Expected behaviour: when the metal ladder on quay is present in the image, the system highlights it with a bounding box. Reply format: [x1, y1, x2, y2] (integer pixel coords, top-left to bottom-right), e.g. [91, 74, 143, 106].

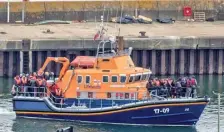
[23, 51, 29, 73]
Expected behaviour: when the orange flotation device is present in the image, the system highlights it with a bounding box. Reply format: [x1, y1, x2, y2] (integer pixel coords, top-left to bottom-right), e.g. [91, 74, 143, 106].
[29, 75, 36, 80]
[36, 78, 46, 87]
[21, 77, 28, 85]
[14, 76, 21, 85]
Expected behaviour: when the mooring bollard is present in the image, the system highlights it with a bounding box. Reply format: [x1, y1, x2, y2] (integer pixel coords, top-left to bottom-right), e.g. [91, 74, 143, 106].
[138, 31, 148, 38]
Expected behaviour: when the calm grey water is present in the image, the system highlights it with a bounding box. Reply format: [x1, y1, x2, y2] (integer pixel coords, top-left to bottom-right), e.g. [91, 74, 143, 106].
[0, 75, 224, 132]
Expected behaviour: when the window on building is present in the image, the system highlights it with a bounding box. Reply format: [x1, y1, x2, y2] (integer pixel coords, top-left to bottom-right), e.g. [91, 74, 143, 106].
[103, 75, 109, 83]
[111, 76, 118, 83]
[120, 75, 126, 83]
[86, 75, 90, 84]
[77, 75, 82, 84]
[129, 75, 134, 83]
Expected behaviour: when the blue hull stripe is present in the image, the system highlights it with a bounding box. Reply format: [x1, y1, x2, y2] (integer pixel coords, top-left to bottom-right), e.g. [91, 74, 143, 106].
[15, 102, 208, 115]
[131, 112, 193, 119]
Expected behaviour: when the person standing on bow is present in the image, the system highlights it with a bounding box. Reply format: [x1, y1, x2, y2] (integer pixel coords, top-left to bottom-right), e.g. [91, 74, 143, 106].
[191, 76, 198, 98]
[185, 77, 192, 98]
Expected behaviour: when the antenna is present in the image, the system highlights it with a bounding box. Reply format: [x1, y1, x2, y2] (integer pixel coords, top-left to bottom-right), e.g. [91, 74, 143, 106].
[105, 5, 109, 29]
[118, 1, 123, 37]
[114, 6, 119, 36]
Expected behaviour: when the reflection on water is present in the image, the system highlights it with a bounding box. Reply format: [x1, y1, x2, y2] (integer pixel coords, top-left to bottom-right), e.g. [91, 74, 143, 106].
[11, 118, 198, 132]
[0, 75, 223, 132]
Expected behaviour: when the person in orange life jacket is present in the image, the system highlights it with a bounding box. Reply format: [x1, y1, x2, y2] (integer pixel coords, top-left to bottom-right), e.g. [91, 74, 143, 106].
[27, 73, 37, 97]
[48, 82, 57, 102]
[185, 77, 192, 98]
[36, 75, 46, 97]
[155, 78, 161, 87]
[14, 75, 21, 86]
[53, 84, 63, 107]
[191, 76, 197, 98]
[12, 75, 21, 96]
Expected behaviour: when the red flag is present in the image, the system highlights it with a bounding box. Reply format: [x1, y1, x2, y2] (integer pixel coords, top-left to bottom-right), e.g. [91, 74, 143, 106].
[94, 31, 100, 40]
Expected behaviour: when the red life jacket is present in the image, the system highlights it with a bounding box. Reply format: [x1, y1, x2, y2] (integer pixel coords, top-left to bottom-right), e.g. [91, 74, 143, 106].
[155, 81, 160, 86]
[191, 79, 196, 85]
[186, 79, 191, 87]
[29, 75, 36, 81]
[21, 77, 28, 85]
[55, 88, 61, 96]
[36, 79, 46, 86]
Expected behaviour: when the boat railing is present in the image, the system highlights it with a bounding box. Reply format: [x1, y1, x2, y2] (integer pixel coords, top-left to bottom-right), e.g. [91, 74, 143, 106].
[148, 86, 198, 99]
[96, 40, 131, 58]
[12, 85, 198, 109]
[12, 85, 68, 108]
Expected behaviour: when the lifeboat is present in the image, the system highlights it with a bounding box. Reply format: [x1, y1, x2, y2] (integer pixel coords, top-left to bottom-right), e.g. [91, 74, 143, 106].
[11, 25, 210, 126]
[70, 56, 96, 68]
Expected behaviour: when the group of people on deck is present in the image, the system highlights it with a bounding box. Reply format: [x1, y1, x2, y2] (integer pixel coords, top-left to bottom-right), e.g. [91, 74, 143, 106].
[147, 76, 198, 98]
[12, 72, 61, 98]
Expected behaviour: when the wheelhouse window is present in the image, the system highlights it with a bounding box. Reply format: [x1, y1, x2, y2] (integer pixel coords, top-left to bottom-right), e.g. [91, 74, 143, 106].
[125, 93, 129, 99]
[107, 92, 112, 98]
[120, 75, 126, 83]
[145, 72, 150, 80]
[111, 76, 118, 83]
[142, 73, 147, 81]
[88, 92, 93, 98]
[129, 75, 134, 83]
[86, 75, 90, 84]
[103, 75, 109, 83]
[135, 74, 142, 82]
[77, 75, 82, 84]
[77, 92, 80, 98]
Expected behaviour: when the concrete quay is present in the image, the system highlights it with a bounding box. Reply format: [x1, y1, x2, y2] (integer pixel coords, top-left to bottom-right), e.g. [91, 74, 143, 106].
[0, 22, 224, 77]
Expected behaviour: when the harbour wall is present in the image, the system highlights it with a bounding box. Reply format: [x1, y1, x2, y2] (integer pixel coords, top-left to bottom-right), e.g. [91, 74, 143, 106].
[0, 0, 222, 23]
[0, 36, 224, 77]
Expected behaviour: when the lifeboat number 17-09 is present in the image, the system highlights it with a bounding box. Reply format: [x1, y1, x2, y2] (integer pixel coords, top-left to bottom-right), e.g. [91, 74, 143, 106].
[154, 108, 170, 114]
